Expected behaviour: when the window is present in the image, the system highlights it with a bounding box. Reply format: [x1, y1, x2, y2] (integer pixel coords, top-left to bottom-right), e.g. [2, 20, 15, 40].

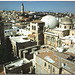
[60, 26, 61, 28]
[37, 66, 39, 70]
[64, 63, 66, 66]
[41, 60, 43, 65]
[70, 26, 71, 29]
[52, 37, 55, 43]
[38, 58, 39, 62]
[47, 36, 51, 41]
[48, 65, 50, 69]
[41, 70, 42, 73]
[44, 62, 46, 67]
[17, 30, 19, 31]
[64, 26, 66, 29]
[72, 34, 74, 36]
[58, 40, 61, 47]
[34, 26, 36, 30]
[53, 68, 55, 72]
[32, 26, 33, 30]
[44, 72, 46, 74]
[64, 72, 65, 74]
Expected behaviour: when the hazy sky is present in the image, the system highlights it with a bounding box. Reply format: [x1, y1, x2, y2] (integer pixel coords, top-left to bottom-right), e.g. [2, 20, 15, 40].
[0, 1, 75, 14]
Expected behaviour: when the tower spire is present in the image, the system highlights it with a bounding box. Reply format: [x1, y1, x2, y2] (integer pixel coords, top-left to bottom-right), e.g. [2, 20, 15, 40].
[22, 3, 23, 6]
[21, 3, 24, 15]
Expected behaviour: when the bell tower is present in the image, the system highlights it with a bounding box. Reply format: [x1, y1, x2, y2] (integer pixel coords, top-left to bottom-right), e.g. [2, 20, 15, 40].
[21, 3, 24, 15]
[30, 20, 45, 46]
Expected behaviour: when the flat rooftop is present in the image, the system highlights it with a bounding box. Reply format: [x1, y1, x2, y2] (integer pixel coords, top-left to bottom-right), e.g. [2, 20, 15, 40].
[60, 35, 75, 43]
[9, 36, 30, 43]
[31, 20, 44, 23]
[5, 58, 30, 71]
[36, 48, 75, 74]
[54, 28, 68, 31]
[44, 32, 58, 36]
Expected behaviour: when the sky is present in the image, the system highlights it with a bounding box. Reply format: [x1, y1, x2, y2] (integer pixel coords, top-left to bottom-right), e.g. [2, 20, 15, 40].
[0, 1, 75, 14]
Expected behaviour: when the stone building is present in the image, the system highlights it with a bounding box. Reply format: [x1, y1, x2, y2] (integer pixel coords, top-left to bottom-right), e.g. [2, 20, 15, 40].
[70, 29, 75, 36]
[4, 22, 12, 30]
[41, 15, 75, 51]
[9, 36, 37, 56]
[28, 20, 45, 46]
[34, 48, 75, 74]
[5, 58, 32, 74]
[44, 32, 59, 48]
[19, 45, 39, 60]
[59, 16, 73, 30]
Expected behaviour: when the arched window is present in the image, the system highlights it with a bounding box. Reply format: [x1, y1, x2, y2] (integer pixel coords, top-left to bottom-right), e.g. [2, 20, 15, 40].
[48, 65, 50, 69]
[64, 26, 66, 29]
[44, 62, 46, 67]
[32, 26, 33, 30]
[52, 37, 55, 43]
[41, 60, 43, 65]
[38, 58, 39, 62]
[53, 68, 55, 72]
[60, 25, 61, 28]
[34, 26, 36, 30]
[47, 36, 51, 41]
[70, 26, 71, 29]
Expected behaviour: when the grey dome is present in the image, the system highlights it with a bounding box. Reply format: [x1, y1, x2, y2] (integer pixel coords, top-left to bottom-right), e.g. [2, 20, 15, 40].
[41, 15, 58, 29]
[60, 16, 72, 25]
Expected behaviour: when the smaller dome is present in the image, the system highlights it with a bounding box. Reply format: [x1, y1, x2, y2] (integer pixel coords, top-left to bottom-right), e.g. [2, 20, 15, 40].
[60, 16, 72, 25]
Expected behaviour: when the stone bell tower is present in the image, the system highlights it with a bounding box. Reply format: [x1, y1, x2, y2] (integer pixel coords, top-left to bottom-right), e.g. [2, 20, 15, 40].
[30, 20, 45, 46]
[21, 3, 24, 15]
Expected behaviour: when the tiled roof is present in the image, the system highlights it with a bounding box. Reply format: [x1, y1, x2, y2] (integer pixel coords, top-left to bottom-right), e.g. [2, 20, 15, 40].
[19, 19, 25, 21]
[28, 34, 35, 37]
[62, 58, 75, 74]
[54, 51, 70, 59]
[31, 20, 44, 23]
[24, 18, 29, 20]
[15, 24, 22, 26]
[37, 49, 59, 68]
[65, 52, 75, 57]
[37, 48, 75, 74]
[12, 31, 17, 33]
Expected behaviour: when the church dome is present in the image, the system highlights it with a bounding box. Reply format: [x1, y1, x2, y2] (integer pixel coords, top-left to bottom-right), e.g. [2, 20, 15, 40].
[41, 15, 58, 29]
[60, 16, 72, 25]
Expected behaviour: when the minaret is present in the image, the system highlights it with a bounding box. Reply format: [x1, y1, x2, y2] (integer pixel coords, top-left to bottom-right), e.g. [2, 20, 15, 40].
[21, 3, 24, 15]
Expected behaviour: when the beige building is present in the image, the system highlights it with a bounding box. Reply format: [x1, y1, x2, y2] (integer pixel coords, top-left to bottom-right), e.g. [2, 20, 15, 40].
[9, 36, 37, 56]
[34, 48, 75, 74]
[5, 58, 32, 74]
[59, 16, 73, 30]
[70, 29, 75, 36]
[42, 15, 75, 50]
[28, 20, 45, 46]
[44, 32, 59, 47]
